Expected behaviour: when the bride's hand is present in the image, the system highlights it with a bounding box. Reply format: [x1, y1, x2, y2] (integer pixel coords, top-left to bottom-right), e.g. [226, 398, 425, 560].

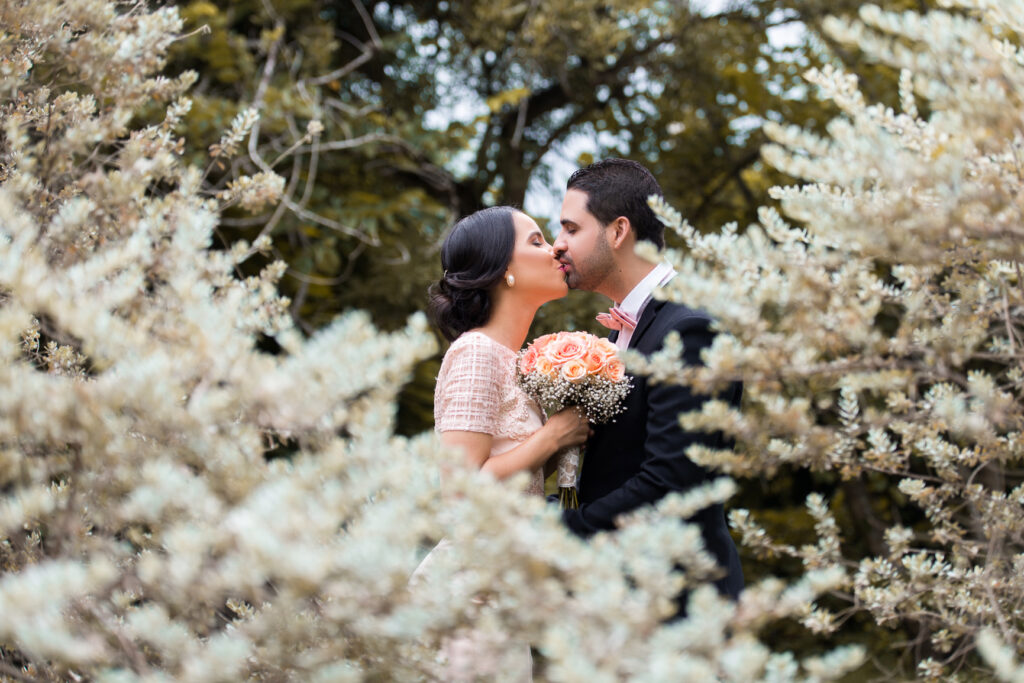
[545, 407, 592, 451]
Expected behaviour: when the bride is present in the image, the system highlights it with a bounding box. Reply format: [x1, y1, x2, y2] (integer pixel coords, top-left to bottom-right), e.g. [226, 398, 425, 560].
[423, 206, 590, 681]
[429, 205, 589, 493]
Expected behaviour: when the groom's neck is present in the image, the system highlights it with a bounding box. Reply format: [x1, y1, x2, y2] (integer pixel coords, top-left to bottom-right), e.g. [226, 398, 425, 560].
[601, 257, 658, 304]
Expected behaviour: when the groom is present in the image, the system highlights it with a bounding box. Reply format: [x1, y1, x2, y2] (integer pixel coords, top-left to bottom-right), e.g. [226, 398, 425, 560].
[552, 158, 744, 601]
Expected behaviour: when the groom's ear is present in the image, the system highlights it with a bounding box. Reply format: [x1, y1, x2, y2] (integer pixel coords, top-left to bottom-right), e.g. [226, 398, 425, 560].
[609, 217, 632, 249]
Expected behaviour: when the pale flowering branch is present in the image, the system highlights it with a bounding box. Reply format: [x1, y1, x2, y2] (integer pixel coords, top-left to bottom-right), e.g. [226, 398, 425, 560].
[976, 628, 1024, 682]
[235, 15, 379, 250]
[640, 1, 1024, 675]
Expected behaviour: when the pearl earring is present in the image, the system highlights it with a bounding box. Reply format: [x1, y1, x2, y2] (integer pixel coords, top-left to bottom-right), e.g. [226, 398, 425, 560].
[505, 273, 515, 287]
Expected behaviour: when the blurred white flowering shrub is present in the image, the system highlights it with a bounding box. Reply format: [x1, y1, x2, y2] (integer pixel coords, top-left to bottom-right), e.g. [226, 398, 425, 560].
[634, 0, 1024, 678]
[0, 1, 871, 681]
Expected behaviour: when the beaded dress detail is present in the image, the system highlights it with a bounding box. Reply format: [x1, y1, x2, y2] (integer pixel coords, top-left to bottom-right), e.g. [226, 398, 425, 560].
[434, 331, 545, 496]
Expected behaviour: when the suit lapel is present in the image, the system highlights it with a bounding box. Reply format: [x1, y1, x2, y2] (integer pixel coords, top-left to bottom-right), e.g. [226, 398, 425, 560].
[627, 299, 664, 349]
[607, 329, 619, 344]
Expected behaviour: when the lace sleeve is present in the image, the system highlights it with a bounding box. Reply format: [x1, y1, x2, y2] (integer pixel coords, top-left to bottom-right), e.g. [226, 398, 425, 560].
[434, 335, 503, 435]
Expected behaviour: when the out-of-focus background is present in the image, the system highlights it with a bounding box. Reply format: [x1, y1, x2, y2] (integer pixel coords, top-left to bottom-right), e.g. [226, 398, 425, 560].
[166, 0, 918, 429]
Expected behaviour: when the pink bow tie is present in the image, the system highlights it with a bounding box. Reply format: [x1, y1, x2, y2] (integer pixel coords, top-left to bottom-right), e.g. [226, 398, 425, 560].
[595, 306, 638, 331]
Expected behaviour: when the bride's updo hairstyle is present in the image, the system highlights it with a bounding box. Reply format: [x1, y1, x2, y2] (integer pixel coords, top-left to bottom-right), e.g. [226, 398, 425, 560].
[428, 206, 517, 342]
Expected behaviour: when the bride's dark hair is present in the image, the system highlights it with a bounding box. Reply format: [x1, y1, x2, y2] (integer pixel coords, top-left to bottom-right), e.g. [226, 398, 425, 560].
[428, 206, 517, 342]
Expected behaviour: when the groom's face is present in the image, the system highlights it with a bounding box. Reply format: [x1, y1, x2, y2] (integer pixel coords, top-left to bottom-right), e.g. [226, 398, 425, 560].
[553, 189, 615, 292]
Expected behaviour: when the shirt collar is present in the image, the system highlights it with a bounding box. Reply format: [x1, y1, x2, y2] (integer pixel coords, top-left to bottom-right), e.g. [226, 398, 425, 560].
[617, 261, 676, 318]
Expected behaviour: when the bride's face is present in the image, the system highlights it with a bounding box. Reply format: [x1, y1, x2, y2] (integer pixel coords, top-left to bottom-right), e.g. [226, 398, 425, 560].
[506, 212, 568, 303]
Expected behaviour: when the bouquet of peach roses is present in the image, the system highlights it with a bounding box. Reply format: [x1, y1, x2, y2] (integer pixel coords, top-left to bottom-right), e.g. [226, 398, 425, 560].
[517, 331, 632, 508]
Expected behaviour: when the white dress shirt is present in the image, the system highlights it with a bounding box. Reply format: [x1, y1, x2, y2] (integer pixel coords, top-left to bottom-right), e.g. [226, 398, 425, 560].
[614, 261, 677, 350]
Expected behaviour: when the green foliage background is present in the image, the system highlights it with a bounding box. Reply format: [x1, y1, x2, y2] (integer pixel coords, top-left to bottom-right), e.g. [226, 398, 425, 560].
[161, 0, 938, 671]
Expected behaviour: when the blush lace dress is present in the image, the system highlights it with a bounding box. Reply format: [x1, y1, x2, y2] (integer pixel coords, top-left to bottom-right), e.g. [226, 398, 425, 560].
[433, 331, 545, 495]
[418, 330, 545, 681]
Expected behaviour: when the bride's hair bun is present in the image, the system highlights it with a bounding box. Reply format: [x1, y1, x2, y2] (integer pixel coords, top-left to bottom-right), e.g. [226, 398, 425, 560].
[428, 206, 517, 342]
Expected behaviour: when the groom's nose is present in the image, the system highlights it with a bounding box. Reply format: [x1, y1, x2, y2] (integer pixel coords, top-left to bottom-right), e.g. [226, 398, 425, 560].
[552, 232, 566, 257]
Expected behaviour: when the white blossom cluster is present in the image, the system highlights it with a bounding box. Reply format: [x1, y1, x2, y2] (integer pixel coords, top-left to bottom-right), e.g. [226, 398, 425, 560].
[634, 0, 1024, 677]
[0, 1, 870, 681]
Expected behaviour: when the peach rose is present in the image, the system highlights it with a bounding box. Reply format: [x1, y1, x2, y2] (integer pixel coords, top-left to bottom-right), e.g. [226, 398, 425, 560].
[519, 345, 539, 375]
[533, 333, 556, 348]
[534, 356, 556, 378]
[545, 333, 588, 364]
[581, 348, 607, 375]
[561, 358, 588, 383]
[596, 338, 618, 357]
[602, 358, 626, 383]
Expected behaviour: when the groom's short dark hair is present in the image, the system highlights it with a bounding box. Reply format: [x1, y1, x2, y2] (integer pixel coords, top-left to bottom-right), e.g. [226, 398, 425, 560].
[566, 158, 665, 249]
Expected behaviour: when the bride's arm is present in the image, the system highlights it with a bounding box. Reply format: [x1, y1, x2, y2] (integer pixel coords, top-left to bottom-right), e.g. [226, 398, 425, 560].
[441, 408, 589, 481]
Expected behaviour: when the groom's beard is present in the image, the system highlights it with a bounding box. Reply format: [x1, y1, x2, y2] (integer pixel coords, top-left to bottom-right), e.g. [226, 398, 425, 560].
[559, 257, 587, 290]
[560, 259, 581, 290]
[560, 240, 614, 292]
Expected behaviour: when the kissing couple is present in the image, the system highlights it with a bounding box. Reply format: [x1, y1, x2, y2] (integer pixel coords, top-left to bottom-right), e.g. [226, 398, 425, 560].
[426, 158, 744, 677]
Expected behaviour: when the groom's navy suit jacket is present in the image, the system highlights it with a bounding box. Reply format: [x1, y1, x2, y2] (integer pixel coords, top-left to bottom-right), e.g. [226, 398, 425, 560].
[562, 298, 744, 600]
